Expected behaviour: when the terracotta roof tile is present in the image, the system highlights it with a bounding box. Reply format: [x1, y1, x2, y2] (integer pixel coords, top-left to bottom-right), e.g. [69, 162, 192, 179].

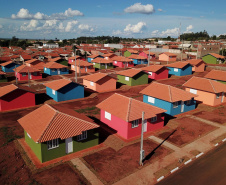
[87, 54, 100, 58]
[21, 55, 32, 60]
[111, 56, 133, 62]
[183, 76, 226, 93]
[25, 59, 42, 64]
[0, 84, 18, 97]
[140, 82, 196, 102]
[44, 61, 67, 69]
[68, 55, 82, 60]
[82, 73, 111, 83]
[166, 61, 191, 69]
[14, 65, 40, 73]
[73, 60, 93, 67]
[141, 65, 168, 73]
[142, 51, 155, 55]
[92, 58, 113, 64]
[0, 57, 11, 61]
[18, 104, 99, 143]
[96, 93, 166, 122]
[204, 70, 226, 82]
[209, 53, 225, 59]
[185, 59, 204, 66]
[44, 79, 73, 91]
[160, 52, 177, 57]
[48, 57, 62, 62]
[0, 61, 13, 67]
[0, 71, 6, 75]
[128, 54, 147, 60]
[117, 68, 143, 77]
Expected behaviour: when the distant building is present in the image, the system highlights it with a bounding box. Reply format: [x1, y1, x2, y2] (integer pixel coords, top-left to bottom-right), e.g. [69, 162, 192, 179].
[43, 43, 59, 48]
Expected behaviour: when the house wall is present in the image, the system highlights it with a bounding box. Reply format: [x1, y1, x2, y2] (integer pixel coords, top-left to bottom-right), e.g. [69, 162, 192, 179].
[15, 71, 42, 81]
[0, 89, 35, 111]
[95, 77, 117, 92]
[146, 68, 169, 80]
[71, 65, 95, 73]
[132, 59, 148, 65]
[117, 75, 132, 86]
[167, 65, 192, 76]
[159, 54, 177, 62]
[192, 63, 205, 72]
[2, 63, 20, 72]
[117, 73, 148, 86]
[202, 55, 218, 64]
[83, 79, 97, 91]
[44, 67, 69, 75]
[113, 61, 134, 68]
[93, 63, 114, 69]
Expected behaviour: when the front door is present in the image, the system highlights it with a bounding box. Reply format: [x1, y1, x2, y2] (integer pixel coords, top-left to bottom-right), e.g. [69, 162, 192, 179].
[221, 92, 224, 103]
[143, 119, 147, 132]
[58, 69, 60, 75]
[105, 64, 107, 69]
[66, 137, 73, 154]
[85, 67, 87, 72]
[181, 101, 184, 112]
[29, 73, 32, 79]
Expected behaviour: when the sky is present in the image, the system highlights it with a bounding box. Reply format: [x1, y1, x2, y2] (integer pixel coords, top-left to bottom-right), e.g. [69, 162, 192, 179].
[0, 0, 225, 39]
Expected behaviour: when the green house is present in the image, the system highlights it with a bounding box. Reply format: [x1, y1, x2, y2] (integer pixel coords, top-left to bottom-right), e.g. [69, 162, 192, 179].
[18, 104, 99, 163]
[117, 68, 148, 86]
[91, 57, 114, 69]
[123, 49, 139, 57]
[202, 53, 225, 64]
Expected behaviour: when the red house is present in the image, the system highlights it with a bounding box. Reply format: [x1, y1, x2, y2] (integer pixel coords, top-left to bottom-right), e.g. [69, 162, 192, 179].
[68, 56, 85, 65]
[139, 51, 156, 59]
[25, 59, 45, 70]
[71, 60, 95, 73]
[141, 65, 169, 80]
[14, 65, 42, 81]
[96, 93, 166, 140]
[111, 56, 134, 68]
[0, 84, 36, 111]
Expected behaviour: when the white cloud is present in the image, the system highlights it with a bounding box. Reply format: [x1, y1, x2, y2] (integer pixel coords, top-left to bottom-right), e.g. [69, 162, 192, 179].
[151, 30, 159, 36]
[12, 8, 84, 20]
[184, 25, 193, 33]
[112, 30, 123, 35]
[78, 24, 94, 32]
[20, 20, 40, 31]
[158, 9, 163, 12]
[65, 20, 78, 32]
[160, 27, 179, 37]
[124, 22, 146, 33]
[124, 3, 155, 14]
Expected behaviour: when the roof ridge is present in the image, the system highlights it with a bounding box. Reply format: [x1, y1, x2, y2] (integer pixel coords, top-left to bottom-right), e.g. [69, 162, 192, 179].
[126, 97, 132, 122]
[168, 85, 173, 102]
[209, 79, 217, 93]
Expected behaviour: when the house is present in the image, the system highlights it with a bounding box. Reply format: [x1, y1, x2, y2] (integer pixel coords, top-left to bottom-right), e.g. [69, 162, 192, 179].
[96, 93, 166, 140]
[0, 71, 7, 82]
[71, 60, 95, 73]
[202, 53, 225, 64]
[159, 52, 177, 62]
[18, 104, 99, 163]
[140, 82, 197, 116]
[186, 59, 206, 72]
[44, 79, 84, 102]
[141, 65, 169, 80]
[20, 55, 32, 63]
[117, 68, 148, 86]
[68, 56, 85, 65]
[183, 76, 226, 106]
[25, 59, 45, 70]
[103, 53, 116, 60]
[111, 56, 134, 68]
[139, 51, 156, 59]
[82, 73, 117, 92]
[87, 54, 103, 63]
[43, 62, 69, 75]
[166, 62, 192, 76]
[123, 49, 139, 57]
[204, 70, 226, 84]
[0, 84, 36, 111]
[14, 65, 42, 81]
[0, 61, 20, 72]
[91, 57, 114, 69]
[128, 54, 148, 65]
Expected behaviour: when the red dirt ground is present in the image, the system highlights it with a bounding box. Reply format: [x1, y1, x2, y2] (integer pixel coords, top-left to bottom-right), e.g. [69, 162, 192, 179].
[83, 139, 172, 184]
[156, 117, 217, 147]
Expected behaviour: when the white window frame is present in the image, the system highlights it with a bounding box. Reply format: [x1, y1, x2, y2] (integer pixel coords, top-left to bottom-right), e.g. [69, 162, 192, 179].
[216, 93, 220, 99]
[47, 139, 59, 150]
[90, 81, 94, 86]
[151, 116, 157, 123]
[52, 89, 56, 95]
[148, 96, 155, 103]
[190, 88, 197, 94]
[77, 131, 87, 141]
[174, 68, 178, 72]
[125, 76, 129, 81]
[105, 111, 111, 120]
[93, 62, 95, 65]
[148, 72, 153, 76]
[173, 102, 178, 108]
[115, 61, 117, 64]
[132, 120, 139, 128]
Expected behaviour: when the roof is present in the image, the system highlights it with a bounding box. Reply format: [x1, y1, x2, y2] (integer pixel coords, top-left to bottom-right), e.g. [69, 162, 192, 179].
[160, 52, 177, 57]
[141, 65, 168, 73]
[142, 51, 155, 55]
[91, 58, 113, 64]
[204, 70, 226, 82]
[166, 62, 191, 69]
[128, 54, 147, 60]
[21, 55, 32, 60]
[0, 71, 6, 75]
[74, 60, 93, 67]
[0, 61, 14, 67]
[87, 54, 100, 58]
[82, 73, 113, 83]
[140, 82, 196, 102]
[14, 65, 40, 73]
[117, 68, 143, 77]
[44, 79, 74, 91]
[96, 93, 166, 122]
[25, 59, 42, 64]
[185, 59, 204, 66]
[111, 56, 133, 62]
[208, 53, 225, 59]
[68, 55, 82, 60]
[183, 76, 226, 93]
[18, 104, 99, 143]
[0, 57, 11, 61]
[0, 84, 18, 97]
[44, 61, 67, 69]
[49, 57, 62, 62]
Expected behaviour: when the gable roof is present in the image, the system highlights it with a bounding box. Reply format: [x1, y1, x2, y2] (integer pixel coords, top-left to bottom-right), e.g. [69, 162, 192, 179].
[87, 54, 101, 58]
[160, 52, 177, 57]
[25, 59, 43, 64]
[142, 51, 155, 55]
[141, 65, 169, 73]
[96, 93, 166, 122]
[91, 57, 113, 64]
[111, 56, 133, 62]
[44, 79, 74, 91]
[183, 76, 226, 93]
[14, 65, 40, 73]
[74, 60, 93, 67]
[166, 61, 191, 69]
[82, 73, 113, 83]
[140, 82, 196, 102]
[18, 104, 99, 143]
[117, 68, 144, 77]
[0, 61, 14, 67]
[0, 84, 18, 97]
[204, 70, 226, 82]
[208, 53, 225, 59]
[185, 59, 204, 66]
[44, 61, 67, 69]
[21, 55, 32, 60]
[128, 54, 147, 60]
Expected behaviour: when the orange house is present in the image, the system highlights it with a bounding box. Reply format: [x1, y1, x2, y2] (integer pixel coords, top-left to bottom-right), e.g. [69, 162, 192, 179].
[82, 73, 117, 92]
[186, 59, 206, 72]
[183, 76, 226, 106]
[71, 60, 95, 73]
[159, 52, 177, 62]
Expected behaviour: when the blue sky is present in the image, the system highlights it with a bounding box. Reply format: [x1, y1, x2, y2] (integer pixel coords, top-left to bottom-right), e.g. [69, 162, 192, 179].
[0, 0, 225, 39]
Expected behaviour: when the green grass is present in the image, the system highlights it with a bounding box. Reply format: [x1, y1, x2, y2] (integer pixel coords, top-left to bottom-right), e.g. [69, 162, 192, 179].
[60, 60, 68, 66]
[0, 126, 22, 146]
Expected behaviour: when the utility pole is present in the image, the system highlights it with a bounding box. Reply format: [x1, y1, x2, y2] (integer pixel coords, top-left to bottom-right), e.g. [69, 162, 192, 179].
[79, 60, 81, 77]
[139, 111, 145, 166]
[28, 69, 30, 87]
[74, 48, 77, 82]
[148, 47, 150, 66]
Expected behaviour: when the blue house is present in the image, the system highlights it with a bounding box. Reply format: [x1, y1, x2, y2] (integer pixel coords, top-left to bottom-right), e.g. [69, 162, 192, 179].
[166, 62, 192, 76]
[87, 55, 103, 63]
[44, 61, 69, 75]
[44, 79, 84, 102]
[140, 82, 197, 116]
[128, 54, 148, 65]
[1, 61, 20, 72]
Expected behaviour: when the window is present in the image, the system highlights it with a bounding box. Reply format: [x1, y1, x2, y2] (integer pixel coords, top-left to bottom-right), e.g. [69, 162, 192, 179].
[190, 88, 197, 94]
[105, 111, 111, 120]
[132, 120, 139, 128]
[125, 76, 129, 81]
[115, 61, 117, 64]
[22, 73, 26, 76]
[93, 62, 95, 65]
[80, 66, 83, 69]
[52, 89, 55, 95]
[148, 72, 153, 76]
[77, 131, 87, 141]
[61, 68, 66, 72]
[33, 72, 37, 76]
[174, 68, 178, 72]
[90, 81, 94, 86]
[148, 96, 155, 103]
[44, 67, 46, 71]
[47, 139, 59, 150]
[173, 102, 178, 108]
[151, 116, 157, 123]
[186, 100, 191, 105]
[52, 69, 56, 72]
[88, 66, 92, 69]
[216, 93, 220, 99]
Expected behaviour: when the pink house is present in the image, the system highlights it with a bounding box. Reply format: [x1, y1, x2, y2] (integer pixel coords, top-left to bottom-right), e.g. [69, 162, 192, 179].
[139, 51, 156, 59]
[141, 65, 169, 80]
[185, 59, 206, 72]
[14, 65, 42, 81]
[68, 56, 85, 65]
[71, 60, 95, 73]
[97, 93, 166, 140]
[159, 52, 177, 62]
[111, 56, 134, 68]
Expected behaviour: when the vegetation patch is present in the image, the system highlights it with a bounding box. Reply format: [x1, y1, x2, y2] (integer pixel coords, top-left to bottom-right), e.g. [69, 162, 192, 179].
[0, 126, 22, 146]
